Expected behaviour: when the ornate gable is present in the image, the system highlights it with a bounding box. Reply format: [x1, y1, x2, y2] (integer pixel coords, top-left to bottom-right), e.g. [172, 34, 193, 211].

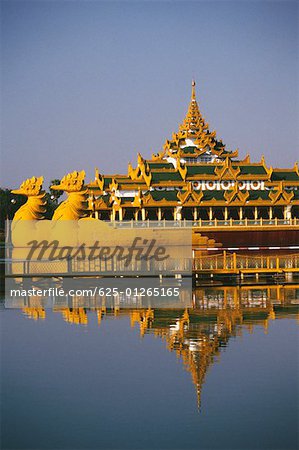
[109, 178, 119, 192]
[95, 168, 105, 191]
[128, 163, 141, 180]
[177, 183, 203, 204]
[224, 185, 249, 204]
[177, 158, 187, 181]
[269, 184, 294, 204]
[214, 158, 240, 180]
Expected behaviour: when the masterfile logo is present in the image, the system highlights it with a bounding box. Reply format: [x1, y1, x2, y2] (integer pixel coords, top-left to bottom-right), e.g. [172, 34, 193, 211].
[6, 220, 192, 275]
[5, 220, 193, 305]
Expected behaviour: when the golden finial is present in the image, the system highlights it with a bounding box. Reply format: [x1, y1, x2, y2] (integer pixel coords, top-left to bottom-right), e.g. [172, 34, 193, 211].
[191, 79, 196, 101]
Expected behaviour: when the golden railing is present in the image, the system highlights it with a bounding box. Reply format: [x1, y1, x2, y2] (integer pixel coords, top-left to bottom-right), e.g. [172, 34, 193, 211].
[193, 217, 299, 228]
[5, 253, 299, 277]
[193, 252, 299, 273]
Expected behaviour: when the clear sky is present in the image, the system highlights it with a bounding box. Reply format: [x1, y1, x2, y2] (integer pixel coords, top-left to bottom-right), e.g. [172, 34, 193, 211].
[1, 0, 298, 189]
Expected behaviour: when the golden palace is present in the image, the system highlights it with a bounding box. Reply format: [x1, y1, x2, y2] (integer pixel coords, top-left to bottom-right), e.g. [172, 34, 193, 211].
[11, 80, 299, 248]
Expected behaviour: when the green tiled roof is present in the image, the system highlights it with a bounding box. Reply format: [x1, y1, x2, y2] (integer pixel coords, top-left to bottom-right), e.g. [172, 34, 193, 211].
[214, 141, 225, 151]
[180, 146, 197, 154]
[237, 165, 267, 175]
[202, 191, 225, 200]
[248, 191, 270, 200]
[103, 177, 112, 189]
[220, 150, 232, 155]
[147, 162, 174, 169]
[120, 197, 135, 204]
[97, 194, 110, 205]
[151, 172, 182, 182]
[187, 165, 216, 176]
[271, 171, 299, 181]
[149, 191, 179, 202]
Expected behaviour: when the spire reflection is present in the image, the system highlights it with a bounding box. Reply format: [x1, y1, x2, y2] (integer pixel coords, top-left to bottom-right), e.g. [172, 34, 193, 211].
[21, 285, 298, 407]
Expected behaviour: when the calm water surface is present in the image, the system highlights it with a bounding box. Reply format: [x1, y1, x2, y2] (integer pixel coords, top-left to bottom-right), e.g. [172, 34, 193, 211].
[1, 286, 298, 450]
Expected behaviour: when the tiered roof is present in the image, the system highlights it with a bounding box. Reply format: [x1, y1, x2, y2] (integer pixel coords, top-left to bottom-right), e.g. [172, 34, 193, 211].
[156, 80, 238, 161]
[87, 81, 299, 210]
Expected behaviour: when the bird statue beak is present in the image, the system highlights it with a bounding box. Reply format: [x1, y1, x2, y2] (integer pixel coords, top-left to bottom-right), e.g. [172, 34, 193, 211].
[11, 189, 25, 195]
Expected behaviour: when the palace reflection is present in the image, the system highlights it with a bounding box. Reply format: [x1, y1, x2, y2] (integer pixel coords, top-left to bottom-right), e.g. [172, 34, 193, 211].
[21, 285, 298, 408]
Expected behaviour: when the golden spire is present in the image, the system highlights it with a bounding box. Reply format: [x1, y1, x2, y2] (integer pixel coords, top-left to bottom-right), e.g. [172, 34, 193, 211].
[191, 79, 196, 101]
[161, 80, 236, 160]
[178, 80, 214, 145]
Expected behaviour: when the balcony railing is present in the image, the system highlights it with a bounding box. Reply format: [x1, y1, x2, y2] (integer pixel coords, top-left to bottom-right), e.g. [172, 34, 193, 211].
[5, 252, 299, 277]
[109, 217, 299, 228]
[193, 252, 299, 273]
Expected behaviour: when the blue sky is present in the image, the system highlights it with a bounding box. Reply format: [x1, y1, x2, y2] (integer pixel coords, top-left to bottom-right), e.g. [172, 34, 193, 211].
[1, 0, 298, 189]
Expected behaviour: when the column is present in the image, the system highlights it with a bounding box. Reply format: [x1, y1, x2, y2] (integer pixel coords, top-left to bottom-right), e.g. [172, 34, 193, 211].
[119, 208, 123, 221]
[254, 207, 258, 220]
[285, 205, 292, 220]
[194, 208, 198, 221]
[158, 208, 162, 221]
[176, 206, 182, 221]
[269, 207, 273, 220]
[209, 207, 213, 221]
[141, 208, 146, 221]
[224, 207, 228, 221]
[239, 207, 243, 220]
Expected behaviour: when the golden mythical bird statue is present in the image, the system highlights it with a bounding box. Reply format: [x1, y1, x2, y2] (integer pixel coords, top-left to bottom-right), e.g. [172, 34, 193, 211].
[51, 170, 88, 220]
[11, 176, 46, 221]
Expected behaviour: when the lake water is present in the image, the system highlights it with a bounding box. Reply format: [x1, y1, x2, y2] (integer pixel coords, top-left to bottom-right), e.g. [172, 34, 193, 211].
[1, 286, 298, 450]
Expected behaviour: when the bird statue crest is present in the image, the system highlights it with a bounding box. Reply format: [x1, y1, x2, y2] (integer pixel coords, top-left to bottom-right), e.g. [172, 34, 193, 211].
[51, 170, 88, 220]
[11, 176, 46, 221]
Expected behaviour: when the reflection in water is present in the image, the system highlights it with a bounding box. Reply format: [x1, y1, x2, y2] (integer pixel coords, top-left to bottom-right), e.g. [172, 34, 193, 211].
[20, 285, 298, 408]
